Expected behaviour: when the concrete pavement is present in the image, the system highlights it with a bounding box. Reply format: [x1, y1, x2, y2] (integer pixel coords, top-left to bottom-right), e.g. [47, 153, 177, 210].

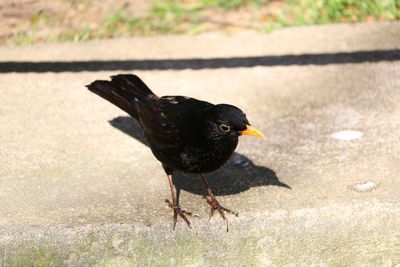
[1, 22, 400, 266]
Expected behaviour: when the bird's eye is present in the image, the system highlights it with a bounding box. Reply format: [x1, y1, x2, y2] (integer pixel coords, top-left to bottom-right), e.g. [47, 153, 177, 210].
[219, 124, 231, 133]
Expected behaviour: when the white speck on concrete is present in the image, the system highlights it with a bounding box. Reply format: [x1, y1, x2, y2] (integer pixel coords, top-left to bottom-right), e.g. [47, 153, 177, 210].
[352, 181, 378, 192]
[330, 130, 363, 141]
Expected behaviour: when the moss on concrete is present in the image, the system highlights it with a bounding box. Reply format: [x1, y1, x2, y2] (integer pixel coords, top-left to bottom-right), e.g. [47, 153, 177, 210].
[2, 205, 399, 266]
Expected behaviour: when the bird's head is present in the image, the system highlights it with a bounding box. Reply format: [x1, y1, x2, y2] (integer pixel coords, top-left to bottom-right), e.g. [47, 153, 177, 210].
[204, 104, 265, 142]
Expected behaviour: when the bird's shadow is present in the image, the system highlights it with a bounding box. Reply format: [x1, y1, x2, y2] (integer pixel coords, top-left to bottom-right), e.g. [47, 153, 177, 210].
[109, 116, 291, 196]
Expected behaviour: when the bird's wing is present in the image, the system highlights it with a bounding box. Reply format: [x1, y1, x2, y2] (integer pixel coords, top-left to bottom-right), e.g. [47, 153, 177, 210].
[138, 96, 212, 153]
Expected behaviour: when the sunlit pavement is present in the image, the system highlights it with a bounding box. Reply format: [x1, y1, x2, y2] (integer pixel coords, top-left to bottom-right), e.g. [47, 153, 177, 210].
[1, 22, 400, 265]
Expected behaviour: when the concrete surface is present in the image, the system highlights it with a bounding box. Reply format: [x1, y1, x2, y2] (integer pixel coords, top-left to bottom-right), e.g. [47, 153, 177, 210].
[1, 22, 400, 266]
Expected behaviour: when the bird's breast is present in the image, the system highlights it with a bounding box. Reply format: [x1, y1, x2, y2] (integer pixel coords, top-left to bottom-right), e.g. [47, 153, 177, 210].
[149, 132, 239, 173]
[174, 138, 238, 173]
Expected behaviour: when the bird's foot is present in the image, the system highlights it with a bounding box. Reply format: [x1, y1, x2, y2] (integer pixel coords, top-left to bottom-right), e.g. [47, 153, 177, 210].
[203, 196, 238, 232]
[165, 199, 199, 230]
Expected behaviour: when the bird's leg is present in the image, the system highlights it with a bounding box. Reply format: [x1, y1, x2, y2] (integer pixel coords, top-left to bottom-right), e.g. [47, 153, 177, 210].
[200, 174, 238, 231]
[165, 174, 196, 229]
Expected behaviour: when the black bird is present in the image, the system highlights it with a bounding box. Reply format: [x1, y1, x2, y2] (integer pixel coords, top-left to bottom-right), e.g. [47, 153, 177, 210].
[87, 74, 264, 231]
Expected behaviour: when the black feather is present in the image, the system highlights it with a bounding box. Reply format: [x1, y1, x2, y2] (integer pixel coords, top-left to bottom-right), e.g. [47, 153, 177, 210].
[86, 74, 156, 120]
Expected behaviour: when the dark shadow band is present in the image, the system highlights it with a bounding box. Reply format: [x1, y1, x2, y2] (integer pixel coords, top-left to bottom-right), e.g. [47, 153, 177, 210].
[1, 49, 399, 73]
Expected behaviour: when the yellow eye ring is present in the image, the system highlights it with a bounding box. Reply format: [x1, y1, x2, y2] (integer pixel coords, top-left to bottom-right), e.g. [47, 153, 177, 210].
[219, 124, 231, 133]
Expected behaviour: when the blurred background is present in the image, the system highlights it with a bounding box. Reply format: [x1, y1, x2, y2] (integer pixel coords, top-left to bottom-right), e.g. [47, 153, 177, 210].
[2, 0, 399, 46]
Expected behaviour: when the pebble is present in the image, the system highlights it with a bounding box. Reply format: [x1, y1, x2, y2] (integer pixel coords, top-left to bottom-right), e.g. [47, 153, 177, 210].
[233, 155, 245, 165]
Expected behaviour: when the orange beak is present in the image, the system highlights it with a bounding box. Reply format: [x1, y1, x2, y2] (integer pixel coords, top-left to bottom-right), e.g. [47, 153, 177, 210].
[240, 125, 265, 139]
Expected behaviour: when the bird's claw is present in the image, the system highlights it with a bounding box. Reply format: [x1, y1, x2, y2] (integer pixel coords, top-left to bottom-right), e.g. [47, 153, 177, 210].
[165, 199, 199, 230]
[203, 196, 238, 232]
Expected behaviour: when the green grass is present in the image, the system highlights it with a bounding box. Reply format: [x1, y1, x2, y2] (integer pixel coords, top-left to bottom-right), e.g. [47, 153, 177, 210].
[11, 0, 400, 45]
[14, 10, 45, 45]
[200, 0, 269, 9]
[278, 0, 400, 26]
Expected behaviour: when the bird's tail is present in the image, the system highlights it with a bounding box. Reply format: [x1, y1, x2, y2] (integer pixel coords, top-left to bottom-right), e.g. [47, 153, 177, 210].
[86, 74, 157, 120]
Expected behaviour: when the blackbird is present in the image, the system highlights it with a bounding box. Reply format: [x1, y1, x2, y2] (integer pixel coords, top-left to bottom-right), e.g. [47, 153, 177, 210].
[87, 74, 264, 231]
